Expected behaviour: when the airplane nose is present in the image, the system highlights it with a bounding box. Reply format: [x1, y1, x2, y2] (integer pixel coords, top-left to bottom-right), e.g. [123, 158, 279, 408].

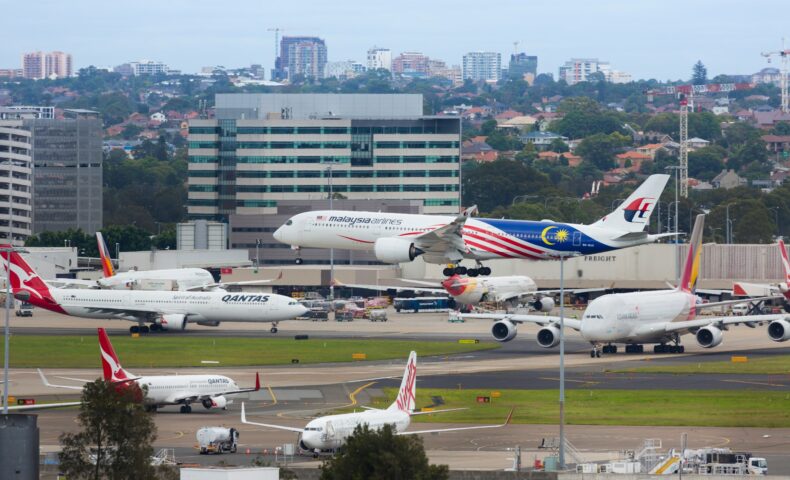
[273, 226, 284, 242]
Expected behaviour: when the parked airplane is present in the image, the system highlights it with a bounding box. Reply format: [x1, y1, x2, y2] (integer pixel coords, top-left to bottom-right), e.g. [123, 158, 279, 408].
[732, 240, 790, 312]
[38, 328, 260, 413]
[274, 174, 671, 276]
[240, 351, 512, 454]
[461, 215, 789, 356]
[1, 245, 307, 333]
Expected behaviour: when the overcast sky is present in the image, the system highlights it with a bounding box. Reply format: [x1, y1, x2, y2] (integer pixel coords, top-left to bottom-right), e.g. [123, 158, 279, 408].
[4, 0, 789, 81]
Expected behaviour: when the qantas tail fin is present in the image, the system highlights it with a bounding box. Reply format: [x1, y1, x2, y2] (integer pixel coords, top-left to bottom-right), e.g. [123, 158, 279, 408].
[779, 239, 790, 297]
[96, 232, 115, 278]
[591, 174, 669, 233]
[678, 214, 705, 293]
[389, 351, 417, 412]
[0, 245, 56, 307]
[98, 328, 134, 382]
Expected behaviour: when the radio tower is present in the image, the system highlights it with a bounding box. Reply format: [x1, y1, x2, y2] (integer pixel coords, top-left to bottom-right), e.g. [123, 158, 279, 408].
[678, 96, 689, 198]
[761, 38, 790, 113]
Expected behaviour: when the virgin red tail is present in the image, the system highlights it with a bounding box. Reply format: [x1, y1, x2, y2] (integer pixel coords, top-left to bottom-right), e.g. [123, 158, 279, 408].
[98, 328, 133, 382]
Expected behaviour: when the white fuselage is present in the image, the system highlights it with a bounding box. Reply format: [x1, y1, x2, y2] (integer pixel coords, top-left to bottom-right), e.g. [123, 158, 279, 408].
[300, 408, 411, 451]
[48, 289, 307, 325]
[137, 374, 239, 407]
[98, 268, 216, 291]
[448, 276, 537, 305]
[580, 290, 698, 344]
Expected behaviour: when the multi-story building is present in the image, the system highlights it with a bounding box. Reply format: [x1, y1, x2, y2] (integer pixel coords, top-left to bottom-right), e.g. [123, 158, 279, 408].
[367, 47, 392, 71]
[0, 120, 33, 245]
[21, 51, 73, 79]
[753, 67, 783, 86]
[558, 58, 630, 85]
[187, 93, 461, 223]
[391, 52, 430, 78]
[325, 61, 366, 79]
[0, 106, 54, 120]
[272, 37, 328, 81]
[0, 69, 23, 79]
[508, 53, 538, 82]
[24, 110, 103, 234]
[115, 60, 169, 76]
[462, 52, 502, 83]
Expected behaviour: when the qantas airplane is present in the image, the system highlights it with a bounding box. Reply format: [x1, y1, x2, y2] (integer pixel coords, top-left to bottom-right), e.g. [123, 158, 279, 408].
[39, 328, 260, 413]
[732, 239, 790, 312]
[1, 246, 307, 333]
[462, 215, 789, 356]
[240, 351, 512, 454]
[274, 174, 672, 276]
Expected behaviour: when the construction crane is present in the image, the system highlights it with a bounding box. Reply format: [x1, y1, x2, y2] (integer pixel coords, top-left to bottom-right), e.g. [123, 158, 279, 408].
[761, 38, 790, 113]
[267, 27, 284, 70]
[644, 81, 754, 198]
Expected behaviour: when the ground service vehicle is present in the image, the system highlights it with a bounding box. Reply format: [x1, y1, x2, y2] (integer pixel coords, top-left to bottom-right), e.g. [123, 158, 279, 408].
[197, 427, 239, 454]
[394, 297, 450, 313]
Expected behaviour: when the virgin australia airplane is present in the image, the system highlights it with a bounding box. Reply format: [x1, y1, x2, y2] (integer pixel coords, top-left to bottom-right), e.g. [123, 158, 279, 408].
[274, 174, 672, 276]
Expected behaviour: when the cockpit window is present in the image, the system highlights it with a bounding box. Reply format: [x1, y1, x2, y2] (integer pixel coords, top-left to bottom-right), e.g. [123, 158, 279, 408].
[286, 219, 293, 226]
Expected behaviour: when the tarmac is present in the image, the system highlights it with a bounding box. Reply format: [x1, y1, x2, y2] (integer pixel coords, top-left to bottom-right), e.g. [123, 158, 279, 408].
[4, 307, 790, 472]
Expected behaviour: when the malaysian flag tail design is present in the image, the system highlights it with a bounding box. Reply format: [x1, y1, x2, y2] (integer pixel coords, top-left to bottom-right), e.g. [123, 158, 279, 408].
[98, 328, 133, 382]
[679, 214, 705, 293]
[591, 174, 670, 233]
[96, 232, 115, 278]
[389, 351, 417, 412]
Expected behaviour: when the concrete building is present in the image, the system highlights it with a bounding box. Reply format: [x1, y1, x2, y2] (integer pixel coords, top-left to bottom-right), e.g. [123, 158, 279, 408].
[325, 60, 366, 79]
[391, 52, 430, 78]
[0, 106, 54, 120]
[187, 94, 460, 227]
[559, 58, 610, 85]
[0, 120, 33, 245]
[21, 51, 72, 79]
[462, 52, 502, 83]
[508, 53, 538, 82]
[115, 60, 169, 76]
[272, 37, 327, 81]
[366, 47, 392, 71]
[177, 220, 228, 250]
[24, 110, 103, 234]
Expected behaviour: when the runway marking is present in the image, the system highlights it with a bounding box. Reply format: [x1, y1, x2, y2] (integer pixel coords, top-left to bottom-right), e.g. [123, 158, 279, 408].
[539, 377, 600, 385]
[721, 379, 786, 387]
[172, 431, 184, 439]
[265, 385, 277, 407]
[343, 381, 377, 409]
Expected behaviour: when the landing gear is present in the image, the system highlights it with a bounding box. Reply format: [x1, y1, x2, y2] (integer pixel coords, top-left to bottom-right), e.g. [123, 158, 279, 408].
[292, 246, 303, 265]
[145, 404, 158, 413]
[653, 344, 685, 354]
[624, 344, 644, 354]
[443, 267, 455, 276]
[130, 325, 139, 334]
[590, 346, 601, 358]
[180, 404, 193, 414]
[270, 326, 279, 333]
[602, 344, 618, 354]
[295, 257, 303, 265]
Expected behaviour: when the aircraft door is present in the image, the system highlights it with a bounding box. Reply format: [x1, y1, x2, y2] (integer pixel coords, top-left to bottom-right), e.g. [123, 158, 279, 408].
[322, 420, 335, 441]
[573, 232, 582, 247]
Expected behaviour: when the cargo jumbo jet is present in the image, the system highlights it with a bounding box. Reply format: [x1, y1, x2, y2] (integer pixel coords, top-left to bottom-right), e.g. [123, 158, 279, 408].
[461, 215, 789, 356]
[1, 246, 307, 334]
[274, 174, 671, 276]
[39, 328, 260, 413]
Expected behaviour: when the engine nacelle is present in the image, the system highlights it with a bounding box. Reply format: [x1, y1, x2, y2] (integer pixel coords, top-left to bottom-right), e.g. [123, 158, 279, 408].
[491, 319, 517, 342]
[536, 325, 561, 348]
[768, 319, 790, 342]
[202, 396, 228, 410]
[533, 297, 555, 312]
[196, 320, 221, 327]
[373, 238, 423, 264]
[696, 325, 723, 348]
[157, 313, 187, 331]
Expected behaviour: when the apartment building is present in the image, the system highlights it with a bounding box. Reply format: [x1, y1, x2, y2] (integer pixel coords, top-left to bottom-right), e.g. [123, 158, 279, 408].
[0, 120, 33, 244]
[462, 52, 502, 82]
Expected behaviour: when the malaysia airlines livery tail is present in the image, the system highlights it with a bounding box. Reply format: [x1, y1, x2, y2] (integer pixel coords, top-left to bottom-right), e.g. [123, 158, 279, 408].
[591, 174, 667, 233]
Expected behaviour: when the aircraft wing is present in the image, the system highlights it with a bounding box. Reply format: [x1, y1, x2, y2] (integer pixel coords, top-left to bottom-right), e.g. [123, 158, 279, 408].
[412, 206, 477, 259]
[38, 369, 85, 391]
[459, 313, 582, 331]
[198, 373, 261, 399]
[399, 408, 514, 435]
[48, 278, 99, 289]
[664, 314, 788, 333]
[695, 296, 780, 310]
[240, 402, 303, 433]
[188, 272, 284, 292]
[331, 281, 445, 295]
[5, 401, 82, 411]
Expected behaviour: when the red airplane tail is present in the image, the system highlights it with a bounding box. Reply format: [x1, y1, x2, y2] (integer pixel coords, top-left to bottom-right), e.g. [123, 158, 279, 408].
[0, 245, 61, 311]
[98, 328, 134, 382]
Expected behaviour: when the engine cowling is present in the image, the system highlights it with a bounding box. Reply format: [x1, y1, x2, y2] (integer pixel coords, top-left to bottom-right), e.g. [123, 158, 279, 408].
[491, 319, 517, 342]
[696, 325, 723, 348]
[533, 297, 555, 312]
[536, 325, 561, 348]
[202, 396, 228, 410]
[157, 313, 187, 331]
[768, 319, 790, 342]
[373, 238, 424, 264]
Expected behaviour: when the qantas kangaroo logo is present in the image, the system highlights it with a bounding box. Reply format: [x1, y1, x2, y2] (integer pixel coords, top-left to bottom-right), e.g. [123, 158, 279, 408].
[622, 197, 654, 223]
[2, 254, 46, 301]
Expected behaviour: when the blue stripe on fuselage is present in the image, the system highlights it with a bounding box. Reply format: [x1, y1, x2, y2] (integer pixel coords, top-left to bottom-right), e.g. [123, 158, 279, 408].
[475, 218, 610, 256]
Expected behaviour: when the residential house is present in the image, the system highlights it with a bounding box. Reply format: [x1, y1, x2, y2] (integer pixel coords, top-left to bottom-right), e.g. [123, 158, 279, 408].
[761, 135, 790, 154]
[520, 131, 567, 150]
[537, 151, 582, 167]
[462, 140, 498, 163]
[498, 115, 538, 132]
[687, 137, 710, 151]
[634, 143, 666, 160]
[615, 151, 651, 172]
[634, 131, 673, 144]
[711, 169, 747, 189]
[495, 110, 523, 121]
[754, 110, 790, 129]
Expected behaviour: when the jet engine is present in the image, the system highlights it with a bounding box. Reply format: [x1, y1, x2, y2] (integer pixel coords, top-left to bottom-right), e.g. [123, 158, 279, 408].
[532, 297, 555, 312]
[768, 319, 790, 342]
[491, 319, 517, 342]
[536, 325, 561, 348]
[202, 396, 228, 410]
[157, 314, 187, 331]
[695, 325, 723, 348]
[373, 238, 424, 264]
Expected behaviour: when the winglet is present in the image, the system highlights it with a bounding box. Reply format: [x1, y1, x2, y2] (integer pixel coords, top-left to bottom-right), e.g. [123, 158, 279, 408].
[462, 205, 477, 218]
[254, 372, 260, 392]
[678, 214, 705, 293]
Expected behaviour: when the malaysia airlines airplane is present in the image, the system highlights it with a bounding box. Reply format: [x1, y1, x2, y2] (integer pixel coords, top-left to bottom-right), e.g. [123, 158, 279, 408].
[241, 351, 512, 454]
[39, 328, 260, 413]
[1, 246, 307, 333]
[462, 215, 790, 356]
[274, 174, 671, 276]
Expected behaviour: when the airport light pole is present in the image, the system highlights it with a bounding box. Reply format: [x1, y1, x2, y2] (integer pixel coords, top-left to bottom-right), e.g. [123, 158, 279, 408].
[327, 164, 334, 308]
[666, 166, 681, 285]
[558, 253, 567, 470]
[2, 245, 28, 414]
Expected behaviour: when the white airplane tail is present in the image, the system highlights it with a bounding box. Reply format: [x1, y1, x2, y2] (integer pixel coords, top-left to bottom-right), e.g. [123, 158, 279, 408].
[591, 174, 669, 233]
[389, 351, 417, 413]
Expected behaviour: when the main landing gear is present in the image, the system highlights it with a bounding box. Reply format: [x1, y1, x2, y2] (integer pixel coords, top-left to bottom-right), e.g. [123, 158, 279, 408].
[179, 404, 193, 414]
[442, 263, 491, 277]
[129, 324, 150, 334]
[653, 343, 685, 354]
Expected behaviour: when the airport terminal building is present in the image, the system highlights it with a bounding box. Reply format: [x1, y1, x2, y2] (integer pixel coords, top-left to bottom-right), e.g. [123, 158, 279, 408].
[187, 93, 462, 264]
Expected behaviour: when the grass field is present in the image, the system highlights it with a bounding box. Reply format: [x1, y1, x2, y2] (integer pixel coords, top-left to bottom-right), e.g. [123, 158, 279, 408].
[365, 388, 790, 428]
[0, 335, 498, 368]
[611, 355, 790, 375]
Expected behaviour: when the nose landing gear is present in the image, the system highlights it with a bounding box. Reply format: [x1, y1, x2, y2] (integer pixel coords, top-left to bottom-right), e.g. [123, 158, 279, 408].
[292, 246, 303, 265]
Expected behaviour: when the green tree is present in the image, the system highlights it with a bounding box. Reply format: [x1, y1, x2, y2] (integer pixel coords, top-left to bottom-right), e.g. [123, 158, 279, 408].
[692, 60, 708, 85]
[772, 121, 790, 135]
[480, 119, 497, 136]
[575, 132, 630, 171]
[462, 159, 560, 212]
[688, 146, 726, 181]
[320, 424, 448, 480]
[553, 97, 623, 138]
[59, 380, 176, 480]
[549, 137, 569, 153]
